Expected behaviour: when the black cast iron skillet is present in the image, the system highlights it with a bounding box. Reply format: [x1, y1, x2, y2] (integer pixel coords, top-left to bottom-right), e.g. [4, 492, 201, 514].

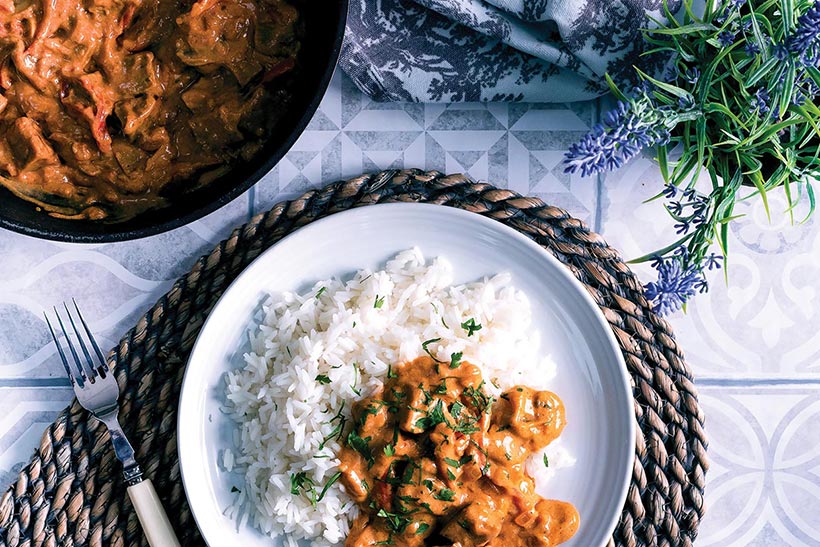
[0, 0, 348, 243]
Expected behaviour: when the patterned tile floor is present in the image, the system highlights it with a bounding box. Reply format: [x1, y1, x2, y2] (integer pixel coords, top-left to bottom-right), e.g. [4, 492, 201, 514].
[1, 72, 818, 545]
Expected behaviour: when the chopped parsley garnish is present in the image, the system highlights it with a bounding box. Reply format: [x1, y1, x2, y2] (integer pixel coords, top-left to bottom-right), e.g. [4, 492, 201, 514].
[543, 454, 550, 467]
[421, 338, 442, 362]
[449, 352, 463, 369]
[290, 471, 343, 508]
[319, 402, 346, 449]
[444, 455, 473, 468]
[383, 444, 395, 456]
[402, 463, 418, 485]
[434, 488, 455, 502]
[447, 468, 456, 480]
[290, 472, 312, 494]
[376, 508, 413, 534]
[387, 364, 397, 379]
[414, 399, 446, 431]
[315, 374, 331, 384]
[351, 362, 361, 396]
[230, 486, 240, 493]
[460, 318, 482, 337]
[315, 287, 326, 299]
[464, 383, 494, 414]
[418, 384, 433, 405]
[347, 431, 374, 466]
[416, 522, 430, 535]
[431, 302, 448, 328]
[317, 472, 342, 502]
[374, 295, 385, 309]
[450, 401, 463, 419]
[319, 418, 344, 450]
[289, 472, 315, 504]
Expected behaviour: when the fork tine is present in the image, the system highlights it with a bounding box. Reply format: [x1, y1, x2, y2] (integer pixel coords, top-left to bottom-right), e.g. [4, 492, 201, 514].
[72, 299, 108, 378]
[63, 303, 98, 381]
[54, 306, 90, 383]
[44, 312, 79, 386]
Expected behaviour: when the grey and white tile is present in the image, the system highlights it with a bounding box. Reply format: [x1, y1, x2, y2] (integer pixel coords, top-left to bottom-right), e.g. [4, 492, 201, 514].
[254, 73, 601, 224]
[698, 385, 820, 546]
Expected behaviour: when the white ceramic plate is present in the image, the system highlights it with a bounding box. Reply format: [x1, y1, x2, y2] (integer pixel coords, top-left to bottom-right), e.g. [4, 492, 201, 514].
[178, 203, 634, 547]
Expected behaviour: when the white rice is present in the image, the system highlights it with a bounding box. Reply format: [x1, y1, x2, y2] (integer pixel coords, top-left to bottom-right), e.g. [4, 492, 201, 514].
[223, 248, 573, 545]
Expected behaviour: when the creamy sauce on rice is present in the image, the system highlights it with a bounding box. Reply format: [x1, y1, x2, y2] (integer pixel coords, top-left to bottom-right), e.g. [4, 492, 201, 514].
[339, 356, 578, 547]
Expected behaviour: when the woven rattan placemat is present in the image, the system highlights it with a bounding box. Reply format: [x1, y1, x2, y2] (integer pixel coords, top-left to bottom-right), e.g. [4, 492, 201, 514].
[0, 169, 707, 547]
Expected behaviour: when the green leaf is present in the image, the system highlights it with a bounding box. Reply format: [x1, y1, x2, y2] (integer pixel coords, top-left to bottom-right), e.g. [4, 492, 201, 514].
[434, 488, 456, 502]
[629, 233, 694, 264]
[805, 179, 817, 222]
[749, 170, 772, 222]
[422, 338, 443, 362]
[779, 65, 797, 118]
[346, 431, 374, 466]
[460, 318, 482, 337]
[696, 117, 707, 176]
[605, 73, 628, 102]
[647, 23, 714, 35]
[782, 0, 795, 34]
[657, 145, 669, 181]
[634, 68, 693, 99]
[748, 5, 768, 60]
[316, 472, 342, 503]
[745, 57, 778, 87]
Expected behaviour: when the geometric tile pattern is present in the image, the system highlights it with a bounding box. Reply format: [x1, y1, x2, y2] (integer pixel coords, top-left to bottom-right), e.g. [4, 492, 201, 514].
[0, 71, 818, 543]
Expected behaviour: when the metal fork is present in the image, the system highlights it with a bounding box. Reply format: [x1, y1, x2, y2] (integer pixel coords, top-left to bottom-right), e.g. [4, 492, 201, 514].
[46, 301, 180, 547]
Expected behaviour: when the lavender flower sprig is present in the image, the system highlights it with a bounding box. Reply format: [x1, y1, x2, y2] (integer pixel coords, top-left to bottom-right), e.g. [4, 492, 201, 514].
[787, 3, 820, 65]
[563, 0, 820, 315]
[644, 257, 704, 316]
[563, 98, 670, 176]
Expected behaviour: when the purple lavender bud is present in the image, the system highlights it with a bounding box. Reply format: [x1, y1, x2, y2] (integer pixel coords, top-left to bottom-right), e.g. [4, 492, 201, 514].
[744, 41, 761, 55]
[750, 88, 770, 114]
[787, 3, 820, 65]
[718, 30, 736, 46]
[564, 100, 669, 177]
[644, 255, 705, 315]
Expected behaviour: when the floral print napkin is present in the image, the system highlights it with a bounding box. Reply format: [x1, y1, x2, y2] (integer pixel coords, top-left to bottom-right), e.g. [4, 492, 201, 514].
[340, 0, 679, 102]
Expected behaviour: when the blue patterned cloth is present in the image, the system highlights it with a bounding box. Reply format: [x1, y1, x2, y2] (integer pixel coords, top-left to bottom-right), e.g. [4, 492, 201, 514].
[341, 0, 679, 102]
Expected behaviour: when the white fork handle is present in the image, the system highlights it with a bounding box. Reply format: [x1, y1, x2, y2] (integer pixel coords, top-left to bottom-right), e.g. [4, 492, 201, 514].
[127, 479, 181, 547]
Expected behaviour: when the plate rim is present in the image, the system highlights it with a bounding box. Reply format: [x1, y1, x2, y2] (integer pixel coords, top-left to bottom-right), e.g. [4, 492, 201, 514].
[178, 202, 635, 546]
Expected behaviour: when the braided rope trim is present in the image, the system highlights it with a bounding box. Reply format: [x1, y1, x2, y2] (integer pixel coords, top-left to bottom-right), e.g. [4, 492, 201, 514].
[0, 170, 707, 547]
